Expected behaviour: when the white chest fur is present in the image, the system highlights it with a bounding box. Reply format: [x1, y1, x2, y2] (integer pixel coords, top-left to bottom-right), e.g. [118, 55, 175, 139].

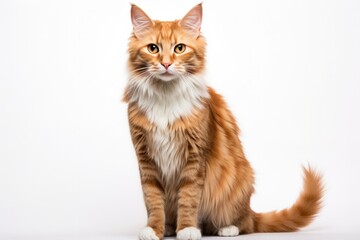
[148, 128, 185, 180]
[126, 75, 209, 129]
[126, 75, 209, 179]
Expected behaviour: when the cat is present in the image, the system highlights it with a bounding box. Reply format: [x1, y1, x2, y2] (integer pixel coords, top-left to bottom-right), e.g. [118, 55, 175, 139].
[123, 3, 323, 240]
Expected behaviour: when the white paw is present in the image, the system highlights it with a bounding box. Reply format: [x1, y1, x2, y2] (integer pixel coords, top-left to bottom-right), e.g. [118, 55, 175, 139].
[177, 227, 201, 240]
[218, 225, 239, 236]
[139, 227, 159, 240]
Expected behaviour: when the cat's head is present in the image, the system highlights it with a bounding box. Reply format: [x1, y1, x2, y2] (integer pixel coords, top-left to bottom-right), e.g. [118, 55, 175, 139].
[128, 4, 206, 82]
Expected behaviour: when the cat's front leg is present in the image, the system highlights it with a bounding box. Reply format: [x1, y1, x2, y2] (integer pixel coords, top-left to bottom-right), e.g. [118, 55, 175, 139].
[130, 125, 165, 240]
[138, 165, 165, 240]
[176, 154, 204, 240]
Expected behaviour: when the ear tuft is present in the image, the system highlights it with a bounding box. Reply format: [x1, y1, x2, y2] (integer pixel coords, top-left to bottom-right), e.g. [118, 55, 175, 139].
[131, 4, 153, 38]
[179, 3, 203, 38]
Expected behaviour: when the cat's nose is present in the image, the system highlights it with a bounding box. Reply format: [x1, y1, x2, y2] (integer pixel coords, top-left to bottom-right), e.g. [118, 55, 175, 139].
[161, 63, 172, 70]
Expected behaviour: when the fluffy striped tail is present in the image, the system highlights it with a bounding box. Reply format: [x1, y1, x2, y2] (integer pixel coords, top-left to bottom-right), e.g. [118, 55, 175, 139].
[253, 167, 324, 232]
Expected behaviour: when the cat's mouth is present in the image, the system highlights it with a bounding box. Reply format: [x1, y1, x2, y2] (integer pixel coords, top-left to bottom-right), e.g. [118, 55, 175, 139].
[161, 72, 173, 76]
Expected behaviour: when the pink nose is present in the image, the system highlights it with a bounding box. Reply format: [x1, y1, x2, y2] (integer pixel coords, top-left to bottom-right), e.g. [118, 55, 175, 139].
[162, 63, 171, 70]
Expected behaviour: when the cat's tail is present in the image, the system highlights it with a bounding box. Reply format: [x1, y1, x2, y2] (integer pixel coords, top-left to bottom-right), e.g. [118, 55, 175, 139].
[252, 166, 324, 232]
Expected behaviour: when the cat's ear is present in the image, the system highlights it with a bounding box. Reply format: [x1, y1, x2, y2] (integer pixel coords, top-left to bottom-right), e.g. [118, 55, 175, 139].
[179, 3, 203, 38]
[131, 4, 153, 38]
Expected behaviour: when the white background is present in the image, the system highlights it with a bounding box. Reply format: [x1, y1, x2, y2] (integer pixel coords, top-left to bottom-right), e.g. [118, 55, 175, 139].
[1, 0, 360, 239]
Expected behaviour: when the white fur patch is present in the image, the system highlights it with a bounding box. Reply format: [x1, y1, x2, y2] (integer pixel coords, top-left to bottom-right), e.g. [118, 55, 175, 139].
[149, 128, 184, 180]
[177, 227, 201, 240]
[126, 75, 209, 129]
[139, 227, 159, 240]
[218, 225, 239, 237]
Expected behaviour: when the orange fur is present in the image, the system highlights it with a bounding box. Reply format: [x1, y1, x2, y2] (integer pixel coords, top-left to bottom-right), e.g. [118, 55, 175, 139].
[124, 4, 324, 240]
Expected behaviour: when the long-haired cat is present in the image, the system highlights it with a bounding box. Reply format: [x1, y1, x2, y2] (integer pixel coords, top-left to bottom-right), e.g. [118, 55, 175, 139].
[123, 4, 323, 240]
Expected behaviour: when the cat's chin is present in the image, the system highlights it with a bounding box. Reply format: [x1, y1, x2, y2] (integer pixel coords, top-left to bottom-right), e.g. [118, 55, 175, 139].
[156, 73, 178, 82]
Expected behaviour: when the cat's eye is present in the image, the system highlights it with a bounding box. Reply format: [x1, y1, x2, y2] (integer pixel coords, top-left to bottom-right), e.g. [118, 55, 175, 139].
[174, 44, 186, 54]
[147, 44, 159, 54]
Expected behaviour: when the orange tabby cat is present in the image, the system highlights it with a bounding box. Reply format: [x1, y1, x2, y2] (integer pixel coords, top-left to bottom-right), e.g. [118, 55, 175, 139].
[123, 4, 323, 240]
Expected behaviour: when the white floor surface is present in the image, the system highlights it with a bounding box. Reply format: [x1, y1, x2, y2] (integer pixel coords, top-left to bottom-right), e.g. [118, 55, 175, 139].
[3, 230, 360, 240]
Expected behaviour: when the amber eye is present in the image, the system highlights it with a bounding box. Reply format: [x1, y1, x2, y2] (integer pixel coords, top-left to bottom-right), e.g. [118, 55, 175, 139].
[174, 44, 186, 54]
[147, 44, 159, 54]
